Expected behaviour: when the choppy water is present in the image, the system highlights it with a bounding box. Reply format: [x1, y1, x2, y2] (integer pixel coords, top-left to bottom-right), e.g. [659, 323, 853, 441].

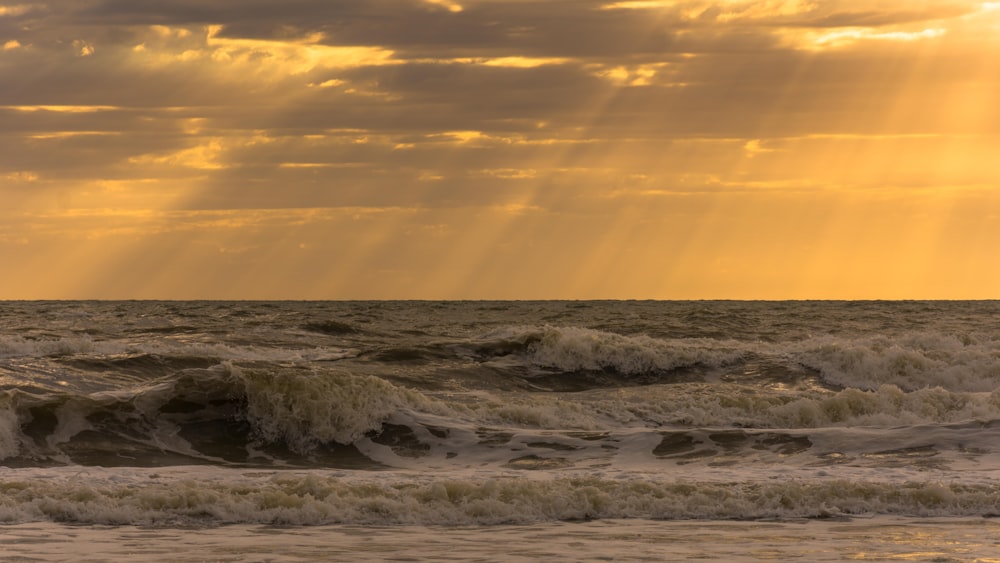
[3, 300, 1000, 559]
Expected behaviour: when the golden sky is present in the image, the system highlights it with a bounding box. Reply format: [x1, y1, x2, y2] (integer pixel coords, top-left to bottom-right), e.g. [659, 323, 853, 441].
[1, 0, 999, 299]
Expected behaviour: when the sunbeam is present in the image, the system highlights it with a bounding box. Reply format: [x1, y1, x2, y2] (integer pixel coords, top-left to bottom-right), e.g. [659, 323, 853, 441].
[1, 0, 998, 298]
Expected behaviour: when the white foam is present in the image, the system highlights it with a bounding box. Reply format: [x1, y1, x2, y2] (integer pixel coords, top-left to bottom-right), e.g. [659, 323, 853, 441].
[584, 381, 1000, 429]
[0, 335, 98, 358]
[229, 364, 1000, 440]
[483, 326, 745, 374]
[0, 403, 20, 460]
[792, 332, 1000, 392]
[481, 327, 1000, 393]
[232, 363, 446, 451]
[1, 466, 999, 526]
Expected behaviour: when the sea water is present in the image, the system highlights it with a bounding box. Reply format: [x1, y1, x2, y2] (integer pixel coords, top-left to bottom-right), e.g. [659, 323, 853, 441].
[2, 300, 1000, 560]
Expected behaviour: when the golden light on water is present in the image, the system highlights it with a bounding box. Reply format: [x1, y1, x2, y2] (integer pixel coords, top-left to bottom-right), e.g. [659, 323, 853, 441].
[0, 1, 998, 298]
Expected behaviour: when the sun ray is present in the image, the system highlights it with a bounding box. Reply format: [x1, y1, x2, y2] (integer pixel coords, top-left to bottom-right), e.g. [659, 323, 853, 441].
[1, 0, 998, 298]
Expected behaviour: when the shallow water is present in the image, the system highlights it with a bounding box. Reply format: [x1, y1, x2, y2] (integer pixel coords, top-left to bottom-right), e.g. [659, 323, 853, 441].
[4, 517, 1000, 561]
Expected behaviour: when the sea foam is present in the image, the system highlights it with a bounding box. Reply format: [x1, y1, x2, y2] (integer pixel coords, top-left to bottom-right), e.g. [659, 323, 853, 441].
[2, 468, 999, 526]
[479, 326, 745, 374]
[792, 332, 1000, 392]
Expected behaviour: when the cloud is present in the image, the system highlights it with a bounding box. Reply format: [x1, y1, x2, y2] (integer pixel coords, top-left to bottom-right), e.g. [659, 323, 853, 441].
[1, 0, 999, 298]
[0, 4, 40, 17]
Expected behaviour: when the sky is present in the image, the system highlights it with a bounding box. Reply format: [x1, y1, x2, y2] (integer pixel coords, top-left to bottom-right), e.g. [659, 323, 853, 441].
[1, 0, 999, 299]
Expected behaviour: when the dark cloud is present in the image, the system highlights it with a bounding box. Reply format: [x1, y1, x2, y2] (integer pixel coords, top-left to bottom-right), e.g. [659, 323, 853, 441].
[2, 0, 996, 209]
[35, 0, 775, 59]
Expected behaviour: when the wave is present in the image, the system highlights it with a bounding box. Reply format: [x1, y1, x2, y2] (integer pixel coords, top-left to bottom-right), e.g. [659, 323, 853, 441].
[468, 326, 1000, 394]
[61, 354, 222, 379]
[472, 326, 747, 375]
[590, 383, 1000, 430]
[791, 332, 1000, 392]
[0, 335, 356, 363]
[5, 326, 1000, 469]
[2, 470, 999, 526]
[236, 364, 440, 450]
[0, 362, 455, 466]
[6, 361, 1000, 470]
[10, 325, 1000, 396]
[0, 335, 102, 358]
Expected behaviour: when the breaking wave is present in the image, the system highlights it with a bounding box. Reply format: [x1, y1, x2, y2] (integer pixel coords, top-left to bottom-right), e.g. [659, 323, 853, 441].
[792, 332, 1000, 392]
[2, 471, 999, 526]
[0, 362, 442, 465]
[473, 325, 747, 375]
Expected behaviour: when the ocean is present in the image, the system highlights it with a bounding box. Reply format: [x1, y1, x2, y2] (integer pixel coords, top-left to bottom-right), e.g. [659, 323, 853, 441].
[3, 300, 1000, 561]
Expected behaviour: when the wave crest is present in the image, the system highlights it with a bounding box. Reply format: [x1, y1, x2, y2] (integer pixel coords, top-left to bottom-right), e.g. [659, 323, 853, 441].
[233, 364, 433, 451]
[2, 472, 999, 525]
[0, 362, 446, 465]
[478, 326, 745, 375]
[793, 332, 1000, 392]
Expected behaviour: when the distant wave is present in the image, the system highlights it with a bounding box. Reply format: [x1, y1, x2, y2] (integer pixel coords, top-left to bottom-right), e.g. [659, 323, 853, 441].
[0, 335, 357, 363]
[472, 325, 747, 374]
[8, 325, 1000, 394]
[468, 325, 1000, 393]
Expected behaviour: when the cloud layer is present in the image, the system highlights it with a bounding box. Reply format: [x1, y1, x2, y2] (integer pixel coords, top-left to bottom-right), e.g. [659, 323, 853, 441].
[1, 0, 998, 298]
